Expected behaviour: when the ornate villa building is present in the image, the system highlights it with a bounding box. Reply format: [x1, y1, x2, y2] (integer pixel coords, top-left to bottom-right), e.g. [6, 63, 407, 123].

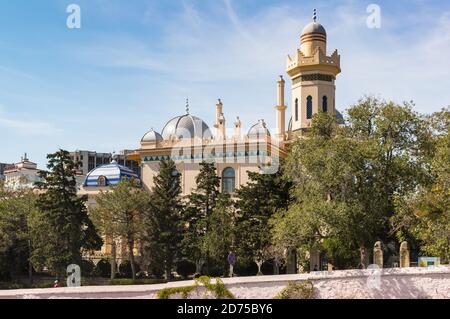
[80, 11, 343, 268]
[81, 10, 342, 197]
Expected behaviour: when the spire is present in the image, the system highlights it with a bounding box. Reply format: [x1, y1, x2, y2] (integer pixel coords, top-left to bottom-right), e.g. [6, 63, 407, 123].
[186, 98, 190, 114]
[313, 8, 317, 22]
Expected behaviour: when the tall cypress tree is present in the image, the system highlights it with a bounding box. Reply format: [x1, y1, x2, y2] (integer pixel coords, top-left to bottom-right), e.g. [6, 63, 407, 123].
[182, 161, 221, 275]
[202, 193, 234, 276]
[235, 168, 291, 275]
[142, 160, 183, 280]
[31, 149, 102, 277]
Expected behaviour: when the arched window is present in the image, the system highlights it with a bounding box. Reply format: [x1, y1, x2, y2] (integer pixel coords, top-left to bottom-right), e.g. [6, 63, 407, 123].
[306, 96, 313, 119]
[295, 98, 299, 121]
[98, 176, 106, 187]
[322, 96, 328, 113]
[222, 167, 236, 194]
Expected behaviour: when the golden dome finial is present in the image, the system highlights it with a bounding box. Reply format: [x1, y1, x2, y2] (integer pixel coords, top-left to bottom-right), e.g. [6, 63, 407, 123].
[313, 9, 317, 22]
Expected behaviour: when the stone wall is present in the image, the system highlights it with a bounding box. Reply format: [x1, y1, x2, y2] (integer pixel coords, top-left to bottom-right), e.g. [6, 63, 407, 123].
[0, 266, 449, 299]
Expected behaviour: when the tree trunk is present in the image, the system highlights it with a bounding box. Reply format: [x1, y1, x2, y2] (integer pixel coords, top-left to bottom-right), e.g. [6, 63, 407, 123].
[164, 258, 171, 282]
[205, 254, 210, 276]
[273, 258, 280, 275]
[127, 239, 136, 280]
[164, 248, 172, 281]
[10, 255, 18, 282]
[28, 240, 33, 285]
[359, 244, 367, 269]
[110, 240, 117, 280]
[195, 259, 204, 275]
[255, 259, 263, 276]
[28, 260, 33, 285]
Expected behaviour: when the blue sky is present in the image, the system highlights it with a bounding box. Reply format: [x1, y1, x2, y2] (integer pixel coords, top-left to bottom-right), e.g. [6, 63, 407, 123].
[0, 0, 449, 167]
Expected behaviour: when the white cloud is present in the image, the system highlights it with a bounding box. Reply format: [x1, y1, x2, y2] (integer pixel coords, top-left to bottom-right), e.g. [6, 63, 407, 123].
[0, 111, 61, 137]
[65, 0, 450, 130]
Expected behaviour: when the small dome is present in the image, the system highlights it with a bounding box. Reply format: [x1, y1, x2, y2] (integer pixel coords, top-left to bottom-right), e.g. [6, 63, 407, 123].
[84, 161, 140, 187]
[161, 114, 213, 140]
[248, 119, 271, 138]
[141, 129, 163, 143]
[302, 21, 326, 36]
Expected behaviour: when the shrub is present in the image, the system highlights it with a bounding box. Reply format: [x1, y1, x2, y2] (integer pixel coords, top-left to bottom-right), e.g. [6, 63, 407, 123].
[109, 278, 166, 286]
[274, 281, 315, 299]
[0, 281, 64, 290]
[207, 264, 226, 277]
[157, 285, 197, 299]
[261, 260, 275, 275]
[118, 260, 140, 278]
[80, 260, 96, 277]
[176, 260, 196, 279]
[233, 259, 258, 276]
[157, 276, 234, 299]
[147, 263, 165, 279]
[196, 276, 234, 299]
[95, 258, 111, 278]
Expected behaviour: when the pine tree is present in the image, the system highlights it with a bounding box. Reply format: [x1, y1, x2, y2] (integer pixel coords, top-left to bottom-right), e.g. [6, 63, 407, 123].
[90, 179, 148, 279]
[141, 160, 183, 280]
[183, 161, 221, 275]
[31, 149, 102, 277]
[235, 168, 291, 275]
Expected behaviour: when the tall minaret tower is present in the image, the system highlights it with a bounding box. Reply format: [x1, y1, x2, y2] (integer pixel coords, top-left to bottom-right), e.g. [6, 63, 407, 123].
[214, 99, 226, 140]
[286, 9, 341, 133]
[275, 75, 287, 143]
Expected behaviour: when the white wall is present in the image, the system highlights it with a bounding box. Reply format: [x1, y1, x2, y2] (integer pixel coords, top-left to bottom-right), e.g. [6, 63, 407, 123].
[1, 267, 449, 299]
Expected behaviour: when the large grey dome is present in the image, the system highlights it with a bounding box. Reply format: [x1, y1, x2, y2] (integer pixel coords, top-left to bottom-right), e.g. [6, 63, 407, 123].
[141, 129, 163, 143]
[302, 22, 326, 36]
[161, 114, 213, 140]
[248, 119, 271, 138]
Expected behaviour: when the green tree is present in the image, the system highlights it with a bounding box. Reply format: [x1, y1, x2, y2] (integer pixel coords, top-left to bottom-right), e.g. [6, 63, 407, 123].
[235, 168, 291, 275]
[183, 162, 221, 275]
[202, 193, 234, 276]
[141, 160, 183, 280]
[31, 150, 102, 277]
[90, 179, 148, 279]
[0, 184, 38, 284]
[391, 108, 450, 262]
[272, 97, 427, 269]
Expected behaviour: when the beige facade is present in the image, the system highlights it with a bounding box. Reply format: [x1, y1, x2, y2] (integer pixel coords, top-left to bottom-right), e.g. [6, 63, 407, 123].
[126, 12, 341, 193]
[134, 135, 284, 195]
